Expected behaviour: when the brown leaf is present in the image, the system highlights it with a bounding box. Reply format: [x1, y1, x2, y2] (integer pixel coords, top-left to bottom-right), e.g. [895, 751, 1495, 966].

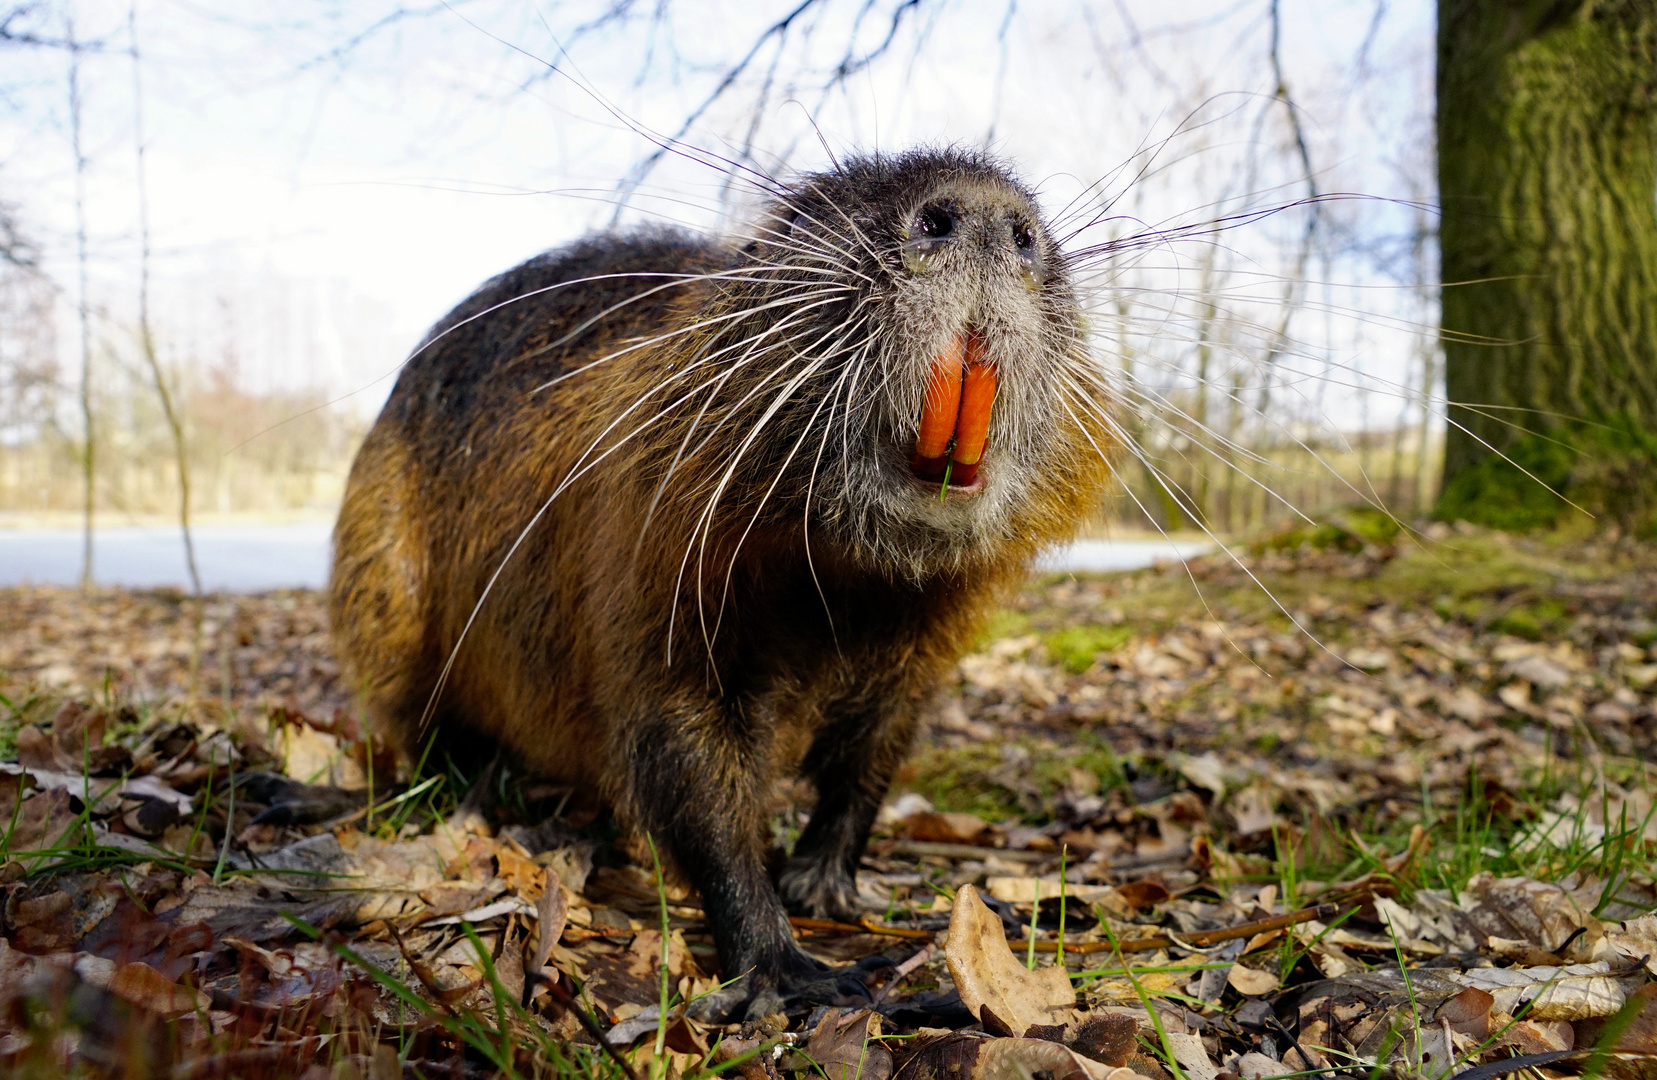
[893, 1032, 981, 1080]
[973, 1038, 1131, 1080]
[1434, 986, 1494, 1036]
[12, 889, 72, 926]
[3, 786, 82, 857]
[1502, 1019, 1575, 1054]
[946, 883, 1078, 1034]
[901, 811, 992, 846]
[805, 1008, 891, 1080]
[107, 961, 211, 1015]
[662, 1015, 711, 1057]
[1579, 982, 1657, 1053]
[1115, 880, 1172, 913]
[530, 866, 568, 976]
[495, 840, 546, 900]
[1226, 964, 1280, 996]
[15, 725, 63, 771]
[712, 1036, 776, 1080]
[979, 1005, 1016, 1038]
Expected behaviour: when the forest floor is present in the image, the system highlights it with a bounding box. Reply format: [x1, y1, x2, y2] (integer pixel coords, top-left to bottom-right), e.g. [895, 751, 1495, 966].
[2, 521, 1657, 1080]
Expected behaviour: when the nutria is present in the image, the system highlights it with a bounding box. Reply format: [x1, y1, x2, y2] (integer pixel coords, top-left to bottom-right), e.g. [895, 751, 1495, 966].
[328, 148, 1113, 1016]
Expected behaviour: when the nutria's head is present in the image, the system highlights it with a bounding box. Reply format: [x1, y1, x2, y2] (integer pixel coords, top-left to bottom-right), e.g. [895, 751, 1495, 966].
[660, 148, 1110, 581]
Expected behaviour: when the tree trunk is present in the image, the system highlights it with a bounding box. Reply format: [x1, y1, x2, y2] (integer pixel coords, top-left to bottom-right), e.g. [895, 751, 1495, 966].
[1437, 0, 1657, 521]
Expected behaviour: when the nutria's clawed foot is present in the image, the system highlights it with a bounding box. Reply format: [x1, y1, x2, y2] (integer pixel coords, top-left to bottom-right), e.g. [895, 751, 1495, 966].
[684, 954, 895, 1023]
[235, 772, 369, 826]
[777, 858, 862, 923]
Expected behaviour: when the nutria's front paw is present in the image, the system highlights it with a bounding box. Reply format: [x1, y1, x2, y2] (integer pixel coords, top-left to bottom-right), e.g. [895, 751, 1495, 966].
[777, 858, 861, 922]
[684, 979, 760, 1024]
[689, 947, 890, 1022]
[235, 771, 368, 825]
[778, 955, 895, 1011]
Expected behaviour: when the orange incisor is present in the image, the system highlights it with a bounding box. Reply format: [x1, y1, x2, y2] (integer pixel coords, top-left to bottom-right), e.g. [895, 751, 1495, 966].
[912, 332, 996, 486]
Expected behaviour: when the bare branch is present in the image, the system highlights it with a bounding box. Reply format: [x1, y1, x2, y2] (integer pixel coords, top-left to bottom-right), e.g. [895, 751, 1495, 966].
[609, 0, 829, 223]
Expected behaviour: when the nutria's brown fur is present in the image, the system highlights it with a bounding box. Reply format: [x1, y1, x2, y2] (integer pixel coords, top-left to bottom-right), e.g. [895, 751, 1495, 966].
[329, 148, 1113, 1015]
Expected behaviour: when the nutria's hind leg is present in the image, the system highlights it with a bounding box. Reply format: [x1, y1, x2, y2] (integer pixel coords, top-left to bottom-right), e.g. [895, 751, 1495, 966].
[778, 705, 917, 923]
[329, 427, 438, 767]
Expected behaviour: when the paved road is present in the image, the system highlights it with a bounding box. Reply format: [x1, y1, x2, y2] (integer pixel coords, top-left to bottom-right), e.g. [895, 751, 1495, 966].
[0, 525, 1211, 592]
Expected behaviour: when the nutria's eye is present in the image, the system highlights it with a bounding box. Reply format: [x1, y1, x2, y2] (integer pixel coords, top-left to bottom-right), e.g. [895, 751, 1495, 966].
[915, 204, 954, 239]
[902, 203, 957, 272]
[1014, 219, 1045, 289]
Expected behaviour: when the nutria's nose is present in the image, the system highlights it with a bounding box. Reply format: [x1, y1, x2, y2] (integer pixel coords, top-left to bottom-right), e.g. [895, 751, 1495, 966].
[903, 195, 1045, 287]
[914, 203, 955, 240]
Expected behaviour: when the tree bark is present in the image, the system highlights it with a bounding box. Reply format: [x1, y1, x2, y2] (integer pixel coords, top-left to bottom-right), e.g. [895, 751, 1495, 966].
[1437, 0, 1657, 504]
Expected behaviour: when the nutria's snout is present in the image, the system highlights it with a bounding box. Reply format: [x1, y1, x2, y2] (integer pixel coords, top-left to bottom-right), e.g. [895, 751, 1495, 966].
[892, 189, 1051, 496]
[909, 327, 995, 491]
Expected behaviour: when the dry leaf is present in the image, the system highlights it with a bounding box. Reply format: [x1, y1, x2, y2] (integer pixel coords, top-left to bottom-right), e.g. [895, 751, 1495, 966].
[1434, 986, 1494, 1037]
[895, 1034, 1132, 1080]
[711, 1037, 772, 1080]
[1234, 1052, 1287, 1079]
[531, 865, 568, 975]
[901, 811, 992, 846]
[108, 961, 211, 1015]
[1461, 962, 1634, 1021]
[1501, 1019, 1575, 1054]
[1114, 880, 1172, 912]
[1226, 965, 1279, 996]
[985, 876, 1116, 905]
[805, 1008, 891, 1080]
[946, 884, 1077, 1034]
[1162, 1032, 1217, 1080]
[1070, 1011, 1140, 1066]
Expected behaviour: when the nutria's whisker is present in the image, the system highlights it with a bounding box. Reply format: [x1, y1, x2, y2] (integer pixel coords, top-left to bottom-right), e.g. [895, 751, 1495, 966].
[639, 303, 870, 547]
[528, 280, 858, 395]
[705, 352, 861, 653]
[418, 301, 858, 733]
[667, 309, 879, 660]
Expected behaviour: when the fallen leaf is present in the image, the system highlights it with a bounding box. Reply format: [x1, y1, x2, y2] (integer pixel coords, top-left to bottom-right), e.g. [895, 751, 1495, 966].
[108, 961, 211, 1015]
[1462, 962, 1633, 1021]
[1502, 1019, 1575, 1054]
[947, 884, 1077, 1034]
[805, 1008, 891, 1080]
[530, 866, 568, 975]
[895, 1034, 1131, 1080]
[1162, 1032, 1217, 1080]
[1114, 880, 1172, 912]
[1434, 986, 1494, 1037]
[901, 811, 992, 846]
[711, 1036, 772, 1080]
[985, 876, 1116, 905]
[1226, 965, 1279, 996]
[1234, 1052, 1286, 1079]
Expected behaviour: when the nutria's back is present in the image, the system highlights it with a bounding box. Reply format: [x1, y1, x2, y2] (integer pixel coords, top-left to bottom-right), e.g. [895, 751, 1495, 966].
[328, 148, 1113, 1017]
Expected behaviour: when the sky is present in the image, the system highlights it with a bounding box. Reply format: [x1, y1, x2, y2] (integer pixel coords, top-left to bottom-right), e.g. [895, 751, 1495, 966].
[0, 0, 1438, 430]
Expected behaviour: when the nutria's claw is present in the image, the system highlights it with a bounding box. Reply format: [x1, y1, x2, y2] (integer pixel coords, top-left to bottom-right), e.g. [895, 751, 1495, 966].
[235, 771, 369, 826]
[685, 955, 897, 1023]
[778, 954, 897, 1009]
[683, 981, 754, 1024]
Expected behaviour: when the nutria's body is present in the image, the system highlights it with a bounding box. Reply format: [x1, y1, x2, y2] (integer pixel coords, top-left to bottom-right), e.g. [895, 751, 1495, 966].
[329, 149, 1112, 1015]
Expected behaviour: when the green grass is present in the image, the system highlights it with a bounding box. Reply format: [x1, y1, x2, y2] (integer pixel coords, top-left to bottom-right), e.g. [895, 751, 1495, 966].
[897, 734, 1130, 825]
[1043, 623, 1134, 673]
